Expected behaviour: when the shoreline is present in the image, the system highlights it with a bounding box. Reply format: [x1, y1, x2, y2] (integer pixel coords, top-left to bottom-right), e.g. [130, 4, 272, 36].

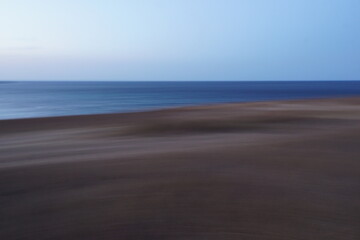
[1, 96, 359, 133]
[1, 94, 360, 121]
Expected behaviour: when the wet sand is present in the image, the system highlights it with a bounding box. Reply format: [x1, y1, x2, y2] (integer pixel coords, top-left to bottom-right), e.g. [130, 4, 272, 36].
[1, 97, 360, 239]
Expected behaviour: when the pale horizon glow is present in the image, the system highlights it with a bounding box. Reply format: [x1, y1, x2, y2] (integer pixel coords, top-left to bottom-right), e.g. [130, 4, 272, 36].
[0, 0, 360, 81]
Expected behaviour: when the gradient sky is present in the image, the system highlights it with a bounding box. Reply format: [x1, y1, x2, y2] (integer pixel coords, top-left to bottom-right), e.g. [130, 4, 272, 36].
[1, 0, 359, 81]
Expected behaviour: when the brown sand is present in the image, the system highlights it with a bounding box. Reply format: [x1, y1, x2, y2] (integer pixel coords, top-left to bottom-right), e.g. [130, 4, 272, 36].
[0, 97, 360, 240]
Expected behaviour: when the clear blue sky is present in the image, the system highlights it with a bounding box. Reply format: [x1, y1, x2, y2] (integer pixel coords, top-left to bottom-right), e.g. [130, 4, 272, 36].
[1, 0, 359, 81]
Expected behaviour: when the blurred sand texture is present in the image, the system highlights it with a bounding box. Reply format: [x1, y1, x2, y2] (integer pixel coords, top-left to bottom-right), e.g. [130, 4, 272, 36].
[1, 97, 360, 240]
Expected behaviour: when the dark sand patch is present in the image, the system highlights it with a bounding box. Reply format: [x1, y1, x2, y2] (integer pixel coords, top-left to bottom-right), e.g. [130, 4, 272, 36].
[0, 97, 360, 240]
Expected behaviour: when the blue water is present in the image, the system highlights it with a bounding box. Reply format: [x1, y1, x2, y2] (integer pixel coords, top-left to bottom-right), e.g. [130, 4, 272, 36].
[1, 81, 360, 120]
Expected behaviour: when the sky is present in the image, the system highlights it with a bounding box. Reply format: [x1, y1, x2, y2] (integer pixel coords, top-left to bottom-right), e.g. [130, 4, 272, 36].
[0, 0, 359, 81]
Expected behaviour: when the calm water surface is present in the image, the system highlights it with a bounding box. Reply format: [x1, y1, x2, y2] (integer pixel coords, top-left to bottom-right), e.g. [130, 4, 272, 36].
[1, 81, 360, 120]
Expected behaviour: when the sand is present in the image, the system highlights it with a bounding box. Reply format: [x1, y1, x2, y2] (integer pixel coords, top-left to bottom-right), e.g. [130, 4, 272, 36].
[0, 97, 360, 240]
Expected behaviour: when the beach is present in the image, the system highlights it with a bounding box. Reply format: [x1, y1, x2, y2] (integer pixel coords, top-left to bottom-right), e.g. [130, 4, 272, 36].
[1, 97, 360, 239]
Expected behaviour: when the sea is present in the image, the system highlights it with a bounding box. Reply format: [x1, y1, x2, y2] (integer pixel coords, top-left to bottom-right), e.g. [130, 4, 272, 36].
[1, 81, 360, 120]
